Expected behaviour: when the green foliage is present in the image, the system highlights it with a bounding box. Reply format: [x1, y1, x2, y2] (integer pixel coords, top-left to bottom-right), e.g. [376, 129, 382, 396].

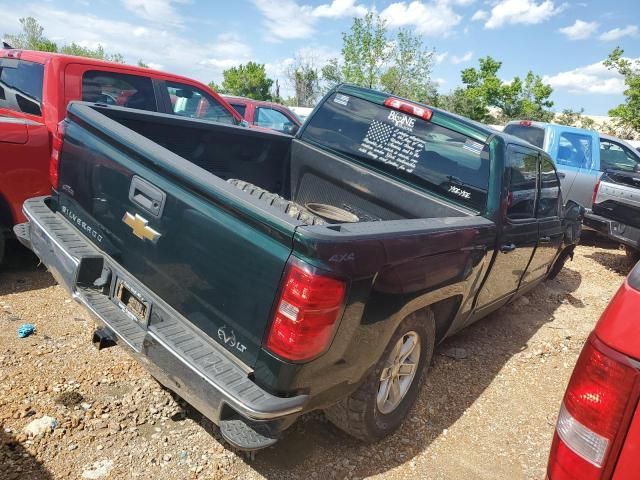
[137, 60, 149, 68]
[213, 62, 273, 101]
[454, 56, 554, 122]
[3, 17, 124, 63]
[60, 43, 124, 63]
[323, 13, 434, 102]
[604, 47, 640, 135]
[4, 17, 57, 51]
[555, 108, 596, 130]
[286, 55, 321, 107]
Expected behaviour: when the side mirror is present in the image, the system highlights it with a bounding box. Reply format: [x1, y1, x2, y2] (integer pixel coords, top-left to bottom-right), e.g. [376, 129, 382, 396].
[287, 124, 299, 136]
[240, 119, 250, 128]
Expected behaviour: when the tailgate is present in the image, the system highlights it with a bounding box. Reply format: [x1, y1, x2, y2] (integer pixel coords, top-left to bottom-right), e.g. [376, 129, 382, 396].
[56, 103, 297, 366]
[594, 171, 640, 229]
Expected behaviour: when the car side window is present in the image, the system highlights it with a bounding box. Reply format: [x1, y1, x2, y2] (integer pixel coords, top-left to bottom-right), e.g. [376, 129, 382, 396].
[507, 147, 538, 220]
[0, 59, 44, 116]
[600, 140, 640, 172]
[229, 103, 246, 118]
[82, 71, 156, 111]
[537, 155, 561, 218]
[164, 82, 236, 125]
[255, 107, 294, 133]
[556, 132, 593, 169]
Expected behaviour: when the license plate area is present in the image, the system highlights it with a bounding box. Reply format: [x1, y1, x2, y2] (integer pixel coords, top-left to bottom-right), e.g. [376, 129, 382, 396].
[114, 279, 149, 324]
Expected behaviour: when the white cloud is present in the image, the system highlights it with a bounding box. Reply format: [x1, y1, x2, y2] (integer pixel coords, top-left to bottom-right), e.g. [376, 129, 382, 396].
[543, 60, 633, 95]
[0, 3, 251, 85]
[121, 0, 186, 25]
[380, 1, 464, 36]
[253, 0, 368, 41]
[471, 9, 488, 21]
[451, 51, 473, 64]
[483, 0, 566, 29]
[312, 0, 367, 18]
[559, 19, 598, 40]
[599, 25, 639, 41]
[434, 51, 449, 64]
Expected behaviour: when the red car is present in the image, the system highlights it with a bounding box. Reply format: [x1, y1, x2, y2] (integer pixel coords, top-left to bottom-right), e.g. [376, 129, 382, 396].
[0, 47, 242, 262]
[547, 260, 640, 479]
[223, 96, 301, 135]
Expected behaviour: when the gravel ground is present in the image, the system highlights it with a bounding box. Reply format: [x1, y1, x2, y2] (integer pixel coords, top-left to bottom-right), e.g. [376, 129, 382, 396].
[0, 233, 634, 480]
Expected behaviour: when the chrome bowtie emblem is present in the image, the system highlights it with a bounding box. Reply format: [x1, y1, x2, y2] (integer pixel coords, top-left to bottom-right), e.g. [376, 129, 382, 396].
[122, 212, 161, 242]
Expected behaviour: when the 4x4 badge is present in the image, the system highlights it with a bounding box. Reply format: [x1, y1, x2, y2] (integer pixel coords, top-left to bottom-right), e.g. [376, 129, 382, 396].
[122, 212, 161, 242]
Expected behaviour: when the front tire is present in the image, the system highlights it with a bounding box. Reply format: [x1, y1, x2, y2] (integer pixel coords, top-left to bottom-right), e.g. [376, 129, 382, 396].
[324, 309, 435, 442]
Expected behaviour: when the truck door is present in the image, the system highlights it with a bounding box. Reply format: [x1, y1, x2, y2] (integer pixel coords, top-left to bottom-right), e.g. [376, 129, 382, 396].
[554, 130, 596, 207]
[522, 155, 563, 285]
[475, 145, 539, 311]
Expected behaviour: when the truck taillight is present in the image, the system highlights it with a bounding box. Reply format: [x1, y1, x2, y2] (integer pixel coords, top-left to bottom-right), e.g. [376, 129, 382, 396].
[592, 181, 600, 206]
[50, 121, 66, 190]
[384, 97, 433, 121]
[266, 260, 346, 362]
[547, 335, 638, 480]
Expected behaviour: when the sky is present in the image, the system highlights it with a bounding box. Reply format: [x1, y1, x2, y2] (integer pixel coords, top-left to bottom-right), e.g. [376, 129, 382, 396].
[0, 0, 638, 115]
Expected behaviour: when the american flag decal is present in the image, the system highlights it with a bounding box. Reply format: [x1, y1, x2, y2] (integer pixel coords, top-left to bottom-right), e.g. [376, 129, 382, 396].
[365, 120, 394, 144]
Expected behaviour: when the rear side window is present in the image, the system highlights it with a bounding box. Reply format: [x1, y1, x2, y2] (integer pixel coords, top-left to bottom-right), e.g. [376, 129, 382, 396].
[0, 59, 44, 116]
[557, 132, 593, 169]
[538, 155, 561, 218]
[229, 103, 246, 117]
[164, 81, 236, 125]
[82, 70, 156, 111]
[301, 92, 490, 210]
[600, 140, 640, 172]
[507, 147, 538, 220]
[504, 124, 545, 148]
[256, 107, 296, 133]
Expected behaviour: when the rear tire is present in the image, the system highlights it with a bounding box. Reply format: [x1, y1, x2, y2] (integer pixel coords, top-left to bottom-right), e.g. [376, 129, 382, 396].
[625, 246, 640, 266]
[226, 179, 325, 225]
[324, 309, 435, 442]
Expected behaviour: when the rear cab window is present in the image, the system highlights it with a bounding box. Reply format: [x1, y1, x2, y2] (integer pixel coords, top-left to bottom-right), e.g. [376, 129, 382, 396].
[503, 123, 545, 149]
[163, 81, 237, 125]
[0, 58, 45, 116]
[301, 92, 490, 211]
[82, 71, 156, 111]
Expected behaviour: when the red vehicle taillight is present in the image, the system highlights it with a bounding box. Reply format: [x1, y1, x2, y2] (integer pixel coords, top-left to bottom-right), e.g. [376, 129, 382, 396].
[592, 181, 601, 206]
[266, 260, 346, 362]
[547, 335, 639, 480]
[49, 120, 66, 190]
[384, 97, 433, 121]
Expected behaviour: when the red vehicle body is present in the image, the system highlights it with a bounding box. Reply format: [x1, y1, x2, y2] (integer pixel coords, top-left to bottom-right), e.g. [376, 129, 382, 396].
[224, 96, 301, 135]
[0, 48, 242, 261]
[547, 260, 640, 480]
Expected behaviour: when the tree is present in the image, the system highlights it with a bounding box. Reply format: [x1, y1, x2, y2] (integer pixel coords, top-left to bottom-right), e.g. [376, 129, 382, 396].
[604, 47, 640, 135]
[3, 17, 57, 51]
[456, 56, 554, 122]
[137, 60, 149, 68]
[322, 13, 435, 102]
[3, 17, 125, 63]
[60, 43, 125, 63]
[286, 54, 321, 107]
[555, 108, 596, 130]
[213, 62, 273, 100]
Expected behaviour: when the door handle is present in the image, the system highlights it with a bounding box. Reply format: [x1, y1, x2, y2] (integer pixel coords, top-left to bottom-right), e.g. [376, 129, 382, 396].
[500, 243, 517, 253]
[128, 176, 166, 218]
[539, 236, 552, 243]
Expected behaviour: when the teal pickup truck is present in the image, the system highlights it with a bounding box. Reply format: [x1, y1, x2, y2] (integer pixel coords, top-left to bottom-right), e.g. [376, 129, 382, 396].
[15, 85, 582, 450]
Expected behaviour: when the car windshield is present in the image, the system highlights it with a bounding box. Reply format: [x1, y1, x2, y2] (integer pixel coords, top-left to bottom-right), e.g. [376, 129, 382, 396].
[503, 124, 545, 148]
[301, 92, 490, 211]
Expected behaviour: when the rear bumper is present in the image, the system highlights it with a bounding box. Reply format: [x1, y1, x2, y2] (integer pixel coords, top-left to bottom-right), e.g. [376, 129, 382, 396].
[584, 210, 640, 249]
[14, 196, 307, 450]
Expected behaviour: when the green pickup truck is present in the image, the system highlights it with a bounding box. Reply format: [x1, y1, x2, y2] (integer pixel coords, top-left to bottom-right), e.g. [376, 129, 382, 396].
[15, 84, 582, 450]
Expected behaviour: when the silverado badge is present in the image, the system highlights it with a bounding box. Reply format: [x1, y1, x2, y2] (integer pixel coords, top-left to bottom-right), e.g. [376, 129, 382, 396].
[122, 212, 161, 242]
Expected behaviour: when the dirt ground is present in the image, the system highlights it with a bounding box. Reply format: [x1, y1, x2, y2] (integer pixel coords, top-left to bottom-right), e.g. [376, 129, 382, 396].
[0, 233, 633, 480]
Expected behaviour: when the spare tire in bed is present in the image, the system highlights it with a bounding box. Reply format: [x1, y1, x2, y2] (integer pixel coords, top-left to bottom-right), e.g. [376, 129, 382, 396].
[226, 179, 326, 225]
